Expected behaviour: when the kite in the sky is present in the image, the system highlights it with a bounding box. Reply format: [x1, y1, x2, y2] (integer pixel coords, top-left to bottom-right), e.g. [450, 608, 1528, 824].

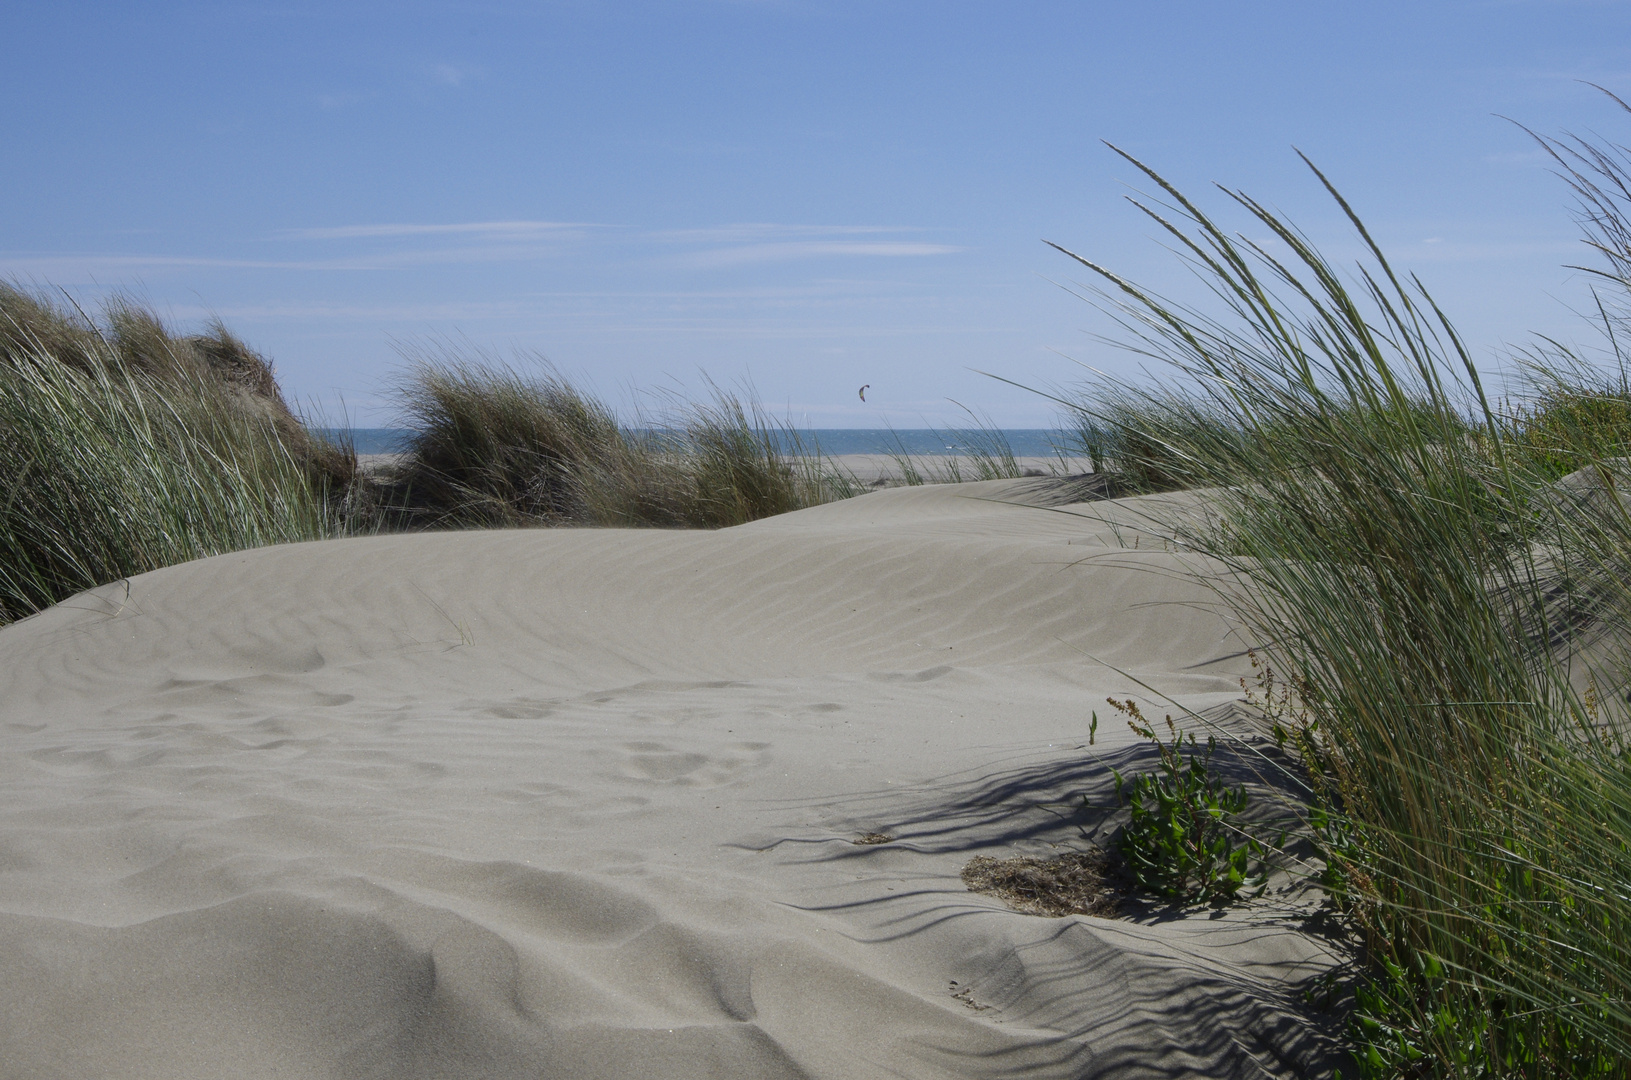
[858, 384, 870, 402]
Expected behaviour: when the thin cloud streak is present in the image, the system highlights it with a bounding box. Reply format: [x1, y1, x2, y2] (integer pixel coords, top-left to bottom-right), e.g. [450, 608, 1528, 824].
[0, 252, 361, 275]
[681, 241, 963, 268]
[143, 261, 993, 322]
[550, 321, 1019, 338]
[653, 223, 926, 244]
[0, 242, 583, 278]
[2, 223, 959, 283]
[165, 300, 536, 322]
[285, 221, 595, 240]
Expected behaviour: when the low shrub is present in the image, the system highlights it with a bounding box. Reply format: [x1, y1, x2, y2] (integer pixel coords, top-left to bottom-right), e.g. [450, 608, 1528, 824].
[1101, 701, 1273, 904]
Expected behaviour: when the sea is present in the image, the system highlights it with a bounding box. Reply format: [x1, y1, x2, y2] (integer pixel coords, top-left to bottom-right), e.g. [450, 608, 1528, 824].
[330, 428, 1081, 458]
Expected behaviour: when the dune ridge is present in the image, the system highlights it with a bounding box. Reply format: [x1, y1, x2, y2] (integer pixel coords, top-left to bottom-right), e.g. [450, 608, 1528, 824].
[0, 479, 1343, 1079]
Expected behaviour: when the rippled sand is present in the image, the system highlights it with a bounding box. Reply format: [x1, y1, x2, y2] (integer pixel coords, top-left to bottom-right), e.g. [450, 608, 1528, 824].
[0, 478, 1343, 1079]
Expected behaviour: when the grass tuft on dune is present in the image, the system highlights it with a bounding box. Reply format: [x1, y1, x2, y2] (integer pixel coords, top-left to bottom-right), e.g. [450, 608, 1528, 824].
[380, 347, 859, 529]
[0, 286, 345, 623]
[1054, 141, 1631, 1076]
[0, 297, 876, 624]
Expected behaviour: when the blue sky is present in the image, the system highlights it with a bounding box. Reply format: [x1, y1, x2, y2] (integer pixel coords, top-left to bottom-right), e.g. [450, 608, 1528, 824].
[6, 1, 1631, 427]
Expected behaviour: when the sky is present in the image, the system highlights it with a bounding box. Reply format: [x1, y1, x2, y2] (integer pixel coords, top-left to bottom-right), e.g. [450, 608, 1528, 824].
[6, 1, 1631, 428]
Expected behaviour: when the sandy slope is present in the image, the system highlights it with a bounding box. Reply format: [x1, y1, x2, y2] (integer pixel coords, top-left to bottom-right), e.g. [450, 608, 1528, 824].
[819, 454, 1094, 485]
[0, 479, 1345, 1079]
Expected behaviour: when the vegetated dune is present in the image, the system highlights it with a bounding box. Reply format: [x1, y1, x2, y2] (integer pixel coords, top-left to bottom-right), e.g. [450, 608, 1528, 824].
[0, 478, 1345, 1080]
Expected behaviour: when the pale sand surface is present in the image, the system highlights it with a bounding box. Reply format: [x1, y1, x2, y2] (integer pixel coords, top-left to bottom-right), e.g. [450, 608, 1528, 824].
[0, 479, 1343, 1078]
[820, 454, 1094, 485]
[354, 453, 1093, 484]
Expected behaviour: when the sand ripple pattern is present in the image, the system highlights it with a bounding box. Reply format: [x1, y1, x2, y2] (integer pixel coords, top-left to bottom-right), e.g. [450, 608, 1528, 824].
[0, 479, 1341, 1079]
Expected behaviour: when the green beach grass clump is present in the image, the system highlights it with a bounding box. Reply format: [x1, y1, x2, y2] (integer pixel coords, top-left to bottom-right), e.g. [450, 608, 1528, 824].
[383, 349, 857, 529]
[658, 379, 844, 525]
[0, 283, 356, 493]
[1505, 386, 1631, 481]
[0, 286, 345, 623]
[0, 291, 873, 623]
[1062, 387, 1237, 495]
[1055, 142, 1631, 1076]
[383, 352, 628, 527]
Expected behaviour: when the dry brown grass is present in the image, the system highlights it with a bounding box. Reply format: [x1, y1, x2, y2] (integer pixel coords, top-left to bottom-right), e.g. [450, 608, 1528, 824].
[961, 849, 1120, 918]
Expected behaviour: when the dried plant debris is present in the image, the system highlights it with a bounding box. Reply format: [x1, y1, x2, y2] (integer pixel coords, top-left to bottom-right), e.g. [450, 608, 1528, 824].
[853, 832, 895, 845]
[961, 849, 1120, 918]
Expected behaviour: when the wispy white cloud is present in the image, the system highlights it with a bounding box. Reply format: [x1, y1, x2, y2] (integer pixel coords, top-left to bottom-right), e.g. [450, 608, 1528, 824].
[165, 300, 533, 322]
[285, 220, 593, 240]
[653, 223, 920, 244]
[145, 275, 949, 323]
[549, 319, 1017, 339]
[647, 223, 960, 267]
[336, 242, 583, 268]
[0, 253, 345, 276]
[0, 221, 960, 285]
[0, 241, 583, 278]
[681, 240, 962, 268]
[155, 288, 1018, 338]
[1393, 238, 1582, 263]
[523, 280, 945, 301]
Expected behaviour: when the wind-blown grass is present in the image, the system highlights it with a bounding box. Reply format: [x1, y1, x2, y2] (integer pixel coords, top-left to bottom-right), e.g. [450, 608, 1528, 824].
[879, 410, 1036, 486]
[0, 336, 339, 623]
[0, 295, 873, 623]
[0, 283, 356, 492]
[383, 349, 858, 529]
[1060, 385, 1237, 495]
[1504, 384, 1631, 482]
[1053, 145, 1631, 1076]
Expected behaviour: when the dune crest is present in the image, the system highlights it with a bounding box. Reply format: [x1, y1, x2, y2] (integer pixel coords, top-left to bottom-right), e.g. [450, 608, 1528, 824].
[0, 479, 1343, 1079]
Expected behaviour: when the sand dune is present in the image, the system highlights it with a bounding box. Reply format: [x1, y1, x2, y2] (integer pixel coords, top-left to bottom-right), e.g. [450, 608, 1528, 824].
[819, 454, 1094, 486]
[0, 479, 1344, 1079]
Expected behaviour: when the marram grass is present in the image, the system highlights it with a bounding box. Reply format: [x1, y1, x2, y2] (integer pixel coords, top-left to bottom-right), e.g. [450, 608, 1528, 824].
[382, 348, 862, 529]
[0, 340, 339, 623]
[0, 291, 884, 623]
[1057, 146, 1631, 1077]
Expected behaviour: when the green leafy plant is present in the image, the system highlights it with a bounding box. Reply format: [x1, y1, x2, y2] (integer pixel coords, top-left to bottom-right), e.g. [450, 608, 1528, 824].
[1342, 945, 1625, 1080]
[1103, 699, 1272, 904]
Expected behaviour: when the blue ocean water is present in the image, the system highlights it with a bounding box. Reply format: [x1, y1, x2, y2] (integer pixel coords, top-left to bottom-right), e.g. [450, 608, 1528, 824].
[329, 428, 1080, 458]
[778, 429, 1076, 457]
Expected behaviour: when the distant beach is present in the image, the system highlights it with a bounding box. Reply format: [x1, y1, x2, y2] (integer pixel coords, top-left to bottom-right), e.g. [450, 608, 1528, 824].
[328, 427, 1082, 459]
